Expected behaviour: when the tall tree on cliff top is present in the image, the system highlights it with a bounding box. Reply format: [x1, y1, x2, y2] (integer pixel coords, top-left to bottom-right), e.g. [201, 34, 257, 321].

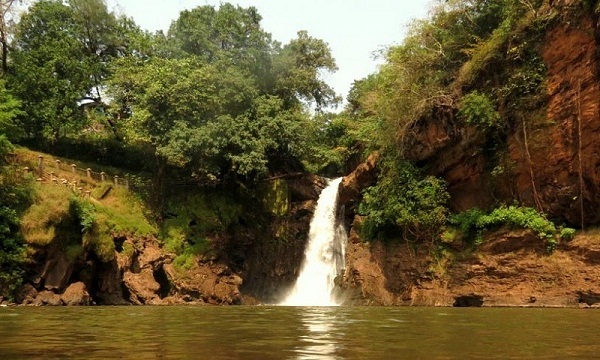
[0, 0, 27, 75]
[10, 0, 91, 140]
[273, 30, 339, 110]
[109, 4, 337, 185]
[9, 0, 142, 141]
[167, 3, 273, 89]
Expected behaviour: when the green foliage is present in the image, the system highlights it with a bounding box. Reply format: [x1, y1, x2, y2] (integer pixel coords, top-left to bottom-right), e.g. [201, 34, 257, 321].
[273, 30, 339, 109]
[93, 187, 156, 237]
[359, 156, 449, 241]
[106, 4, 339, 185]
[20, 184, 71, 246]
[458, 91, 501, 130]
[70, 197, 96, 233]
[161, 191, 242, 258]
[0, 204, 25, 299]
[0, 136, 32, 299]
[448, 206, 569, 253]
[82, 216, 115, 263]
[457, 18, 513, 87]
[497, 51, 547, 112]
[479, 206, 556, 239]
[0, 81, 24, 141]
[10, 0, 144, 141]
[560, 227, 576, 241]
[10, 0, 93, 140]
[446, 208, 487, 245]
[302, 112, 362, 176]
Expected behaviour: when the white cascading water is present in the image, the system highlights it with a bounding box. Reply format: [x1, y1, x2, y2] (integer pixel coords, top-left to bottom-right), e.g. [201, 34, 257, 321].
[280, 178, 347, 306]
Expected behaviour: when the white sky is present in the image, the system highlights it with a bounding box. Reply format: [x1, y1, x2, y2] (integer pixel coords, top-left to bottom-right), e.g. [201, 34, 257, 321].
[106, 0, 432, 105]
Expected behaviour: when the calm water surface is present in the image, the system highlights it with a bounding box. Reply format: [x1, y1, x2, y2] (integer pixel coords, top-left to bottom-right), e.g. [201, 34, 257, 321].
[0, 306, 598, 359]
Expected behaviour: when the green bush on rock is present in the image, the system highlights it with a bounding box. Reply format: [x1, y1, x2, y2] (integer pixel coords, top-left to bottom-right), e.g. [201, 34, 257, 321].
[446, 205, 575, 253]
[359, 157, 449, 242]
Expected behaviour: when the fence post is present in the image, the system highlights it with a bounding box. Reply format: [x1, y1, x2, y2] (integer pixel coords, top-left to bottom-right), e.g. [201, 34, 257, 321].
[71, 164, 76, 174]
[86, 168, 91, 179]
[101, 172, 106, 182]
[38, 155, 43, 176]
[114, 175, 119, 186]
[56, 159, 61, 170]
[125, 178, 130, 190]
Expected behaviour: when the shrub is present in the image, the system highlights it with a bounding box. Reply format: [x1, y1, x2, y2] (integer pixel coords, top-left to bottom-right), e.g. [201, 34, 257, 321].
[458, 91, 501, 130]
[447, 208, 487, 245]
[359, 156, 449, 241]
[70, 197, 96, 233]
[559, 227, 576, 241]
[449, 205, 567, 253]
[0, 136, 33, 299]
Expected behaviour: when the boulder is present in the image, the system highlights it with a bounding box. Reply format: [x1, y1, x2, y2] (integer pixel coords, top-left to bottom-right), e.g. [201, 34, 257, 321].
[35, 290, 63, 306]
[61, 282, 91, 306]
[122, 268, 161, 305]
[15, 283, 38, 304]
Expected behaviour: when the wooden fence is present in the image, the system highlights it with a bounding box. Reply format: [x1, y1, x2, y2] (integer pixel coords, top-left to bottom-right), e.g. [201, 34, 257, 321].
[11, 153, 133, 198]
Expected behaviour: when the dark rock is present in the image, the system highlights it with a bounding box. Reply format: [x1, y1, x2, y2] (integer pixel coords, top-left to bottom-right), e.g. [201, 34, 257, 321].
[453, 294, 484, 307]
[288, 174, 327, 201]
[15, 283, 38, 304]
[93, 258, 127, 305]
[41, 250, 73, 291]
[578, 291, 600, 306]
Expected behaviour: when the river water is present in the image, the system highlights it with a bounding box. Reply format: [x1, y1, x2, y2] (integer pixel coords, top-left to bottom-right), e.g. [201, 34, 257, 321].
[1, 306, 599, 359]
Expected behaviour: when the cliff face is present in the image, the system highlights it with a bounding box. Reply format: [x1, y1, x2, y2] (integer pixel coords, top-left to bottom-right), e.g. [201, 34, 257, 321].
[400, 8, 600, 226]
[342, 224, 600, 307]
[12, 174, 323, 306]
[339, 5, 600, 307]
[512, 14, 600, 226]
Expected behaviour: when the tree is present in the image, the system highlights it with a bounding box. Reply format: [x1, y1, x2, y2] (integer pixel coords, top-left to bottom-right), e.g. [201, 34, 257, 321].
[0, 135, 31, 299]
[273, 30, 339, 110]
[0, 0, 28, 75]
[9, 0, 141, 141]
[0, 79, 22, 140]
[110, 54, 313, 184]
[10, 0, 91, 140]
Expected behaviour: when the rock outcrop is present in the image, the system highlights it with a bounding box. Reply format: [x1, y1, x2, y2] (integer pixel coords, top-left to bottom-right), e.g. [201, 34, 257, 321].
[239, 174, 326, 303]
[340, 5, 600, 307]
[398, 8, 600, 225]
[61, 282, 91, 306]
[13, 172, 325, 306]
[343, 228, 600, 307]
[339, 152, 379, 209]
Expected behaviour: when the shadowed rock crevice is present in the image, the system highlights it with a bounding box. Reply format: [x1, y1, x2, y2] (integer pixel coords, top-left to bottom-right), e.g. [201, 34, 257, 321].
[454, 294, 484, 307]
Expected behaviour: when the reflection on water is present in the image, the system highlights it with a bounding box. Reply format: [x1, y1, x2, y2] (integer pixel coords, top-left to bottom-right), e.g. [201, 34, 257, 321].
[1, 306, 600, 359]
[296, 307, 340, 360]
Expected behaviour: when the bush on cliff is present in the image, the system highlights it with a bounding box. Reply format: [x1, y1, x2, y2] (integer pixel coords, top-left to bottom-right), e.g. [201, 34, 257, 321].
[0, 136, 33, 299]
[446, 205, 575, 253]
[359, 155, 449, 242]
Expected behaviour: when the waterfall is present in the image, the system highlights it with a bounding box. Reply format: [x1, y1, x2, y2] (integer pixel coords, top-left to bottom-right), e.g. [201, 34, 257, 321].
[280, 177, 347, 306]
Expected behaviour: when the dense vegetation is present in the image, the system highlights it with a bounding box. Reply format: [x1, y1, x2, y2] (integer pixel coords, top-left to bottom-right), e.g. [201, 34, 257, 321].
[0, 0, 596, 298]
[337, 0, 590, 248]
[0, 0, 344, 297]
